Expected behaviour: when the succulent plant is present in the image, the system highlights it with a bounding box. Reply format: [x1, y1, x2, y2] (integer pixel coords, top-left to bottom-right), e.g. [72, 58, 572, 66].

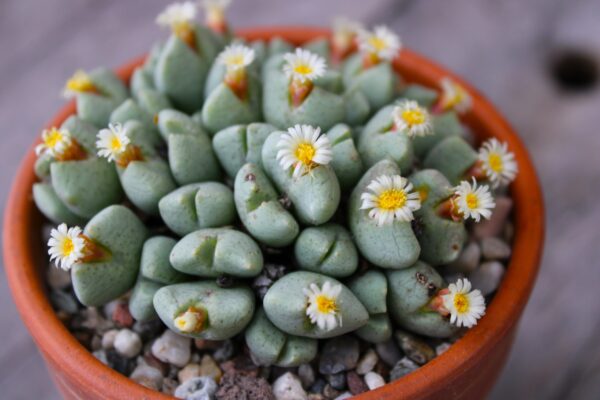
[37, 0, 520, 373]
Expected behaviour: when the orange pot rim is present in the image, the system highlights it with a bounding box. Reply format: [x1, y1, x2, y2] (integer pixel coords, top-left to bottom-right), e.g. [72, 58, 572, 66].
[3, 27, 544, 400]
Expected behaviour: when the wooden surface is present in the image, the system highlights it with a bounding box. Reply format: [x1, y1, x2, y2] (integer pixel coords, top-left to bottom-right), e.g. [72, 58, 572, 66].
[0, 0, 598, 399]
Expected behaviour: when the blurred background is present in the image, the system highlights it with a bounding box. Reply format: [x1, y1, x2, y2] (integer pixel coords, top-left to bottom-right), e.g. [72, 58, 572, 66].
[1, 0, 599, 399]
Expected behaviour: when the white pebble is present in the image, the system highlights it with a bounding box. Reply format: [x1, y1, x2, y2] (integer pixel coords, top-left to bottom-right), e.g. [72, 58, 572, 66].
[114, 329, 142, 358]
[130, 365, 163, 391]
[468, 261, 505, 296]
[481, 237, 511, 260]
[356, 349, 379, 375]
[102, 329, 119, 349]
[334, 392, 353, 400]
[272, 372, 307, 400]
[364, 372, 386, 390]
[151, 330, 191, 367]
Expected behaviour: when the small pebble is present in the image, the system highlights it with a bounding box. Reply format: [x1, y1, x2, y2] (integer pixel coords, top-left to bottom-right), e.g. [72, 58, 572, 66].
[319, 336, 359, 374]
[174, 376, 218, 400]
[481, 237, 512, 260]
[219, 354, 259, 377]
[112, 302, 134, 328]
[473, 196, 512, 239]
[198, 355, 222, 383]
[151, 330, 192, 367]
[447, 241, 481, 273]
[375, 339, 402, 367]
[106, 349, 136, 375]
[468, 261, 505, 296]
[130, 364, 163, 391]
[389, 357, 419, 381]
[272, 372, 307, 400]
[326, 372, 346, 390]
[394, 331, 435, 365]
[364, 372, 385, 390]
[102, 329, 119, 350]
[194, 339, 222, 350]
[162, 377, 179, 395]
[50, 290, 78, 313]
[178, 363, 202, 384]
[143, 352, 169, 376]
[216, 372, 275, 400]
[309, 378, 326, 395]
[114, 329, 142, 358]
[132, 319, 164, 342]
[435, 342, 452, 356]
[322, 384, 341, 399]
[333, 392, 352, 400]
[213, 339, 234, 362]
[346, 371, 368, 395]
[46, 265, 71, 290]
[356, 349, 378, 375]
[298, 363, 315, 389]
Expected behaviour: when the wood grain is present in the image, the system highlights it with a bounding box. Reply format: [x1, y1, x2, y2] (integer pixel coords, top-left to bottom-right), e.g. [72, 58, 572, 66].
[1, 0, 597, 398]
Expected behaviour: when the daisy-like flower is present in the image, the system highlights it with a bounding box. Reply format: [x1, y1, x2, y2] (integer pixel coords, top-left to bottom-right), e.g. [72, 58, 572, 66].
[156, 1, 197, 30]
[217, 43, 255, 72]
[453, 178, 495, 222]
[96, 123, 131, 163]
[392, 100, 433, 138]
[174, 307, 207, 333]
[303, 281, 343, 331]
[276, 125, 332, 179]
[283, 48, 327, 84]
[360, 175, 421, 226]
[441, 278, 486, 328]
[48, 224, 85, 271]
[357, 25, 402, 63]
[35, 127, 72, 158]
[478, 138, 518, 188]
[200, 0, 231, 32]
[438, 77, 472, 113]
[62, 70, 97, 98]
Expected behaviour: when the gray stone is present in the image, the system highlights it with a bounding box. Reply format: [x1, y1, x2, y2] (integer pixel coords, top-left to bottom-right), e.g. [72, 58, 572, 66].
[319, 336, 360, 374]
[395, 330, 436, 365]
[447, 241, 481, 273]
[114, 329, 142, 358]
[272, 372, 307, 400]
[389, 357, 419, 381]
[130, 364, 163, 391]
[481, 237, 512, 260]
[375, 339, 402, 367]
[151, 329, 192, 367]
[47, 265, 71, 290]
[364, 372, 386, 390]
[468, 261, 505, 296]
[356, 349, 378, 375]
[326, 372, 346, 390]
[473, 196, 513, 239]
[174, 376, 218, 400]
[298, 364, 315, 389]
[435, 342, 452, 356]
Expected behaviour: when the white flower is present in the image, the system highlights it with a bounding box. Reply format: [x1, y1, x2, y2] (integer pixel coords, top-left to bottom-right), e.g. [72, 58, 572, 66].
[392, 100, 433, 138]
[441, 278, 486, 328]
[276, 124, 332, 178]
[303, 281, 343, 331]
[48, 224, 85, 271]
[35, 127, 72, 158]
[360, 175, 421, 226]
[217, 43, 255, 72]
[357, 25, 402, 61]
[96, 123, 130, 163]
[174, 308, 205, 333]
[283, 48, 327, 83]
[62, 70, 96, 98]
[478, 138, 518, 188]
[439, 77, 472, 113]
[453, 179, 495, 222]
[156, 1, 197, 29]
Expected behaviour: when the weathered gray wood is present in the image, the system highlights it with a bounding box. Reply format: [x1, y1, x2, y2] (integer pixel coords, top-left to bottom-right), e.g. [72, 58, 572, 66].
[1, 0, 598, 399]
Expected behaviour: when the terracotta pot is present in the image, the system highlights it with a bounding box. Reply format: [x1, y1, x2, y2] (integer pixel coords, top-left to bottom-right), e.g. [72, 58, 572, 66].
[4, 27, 544, 400]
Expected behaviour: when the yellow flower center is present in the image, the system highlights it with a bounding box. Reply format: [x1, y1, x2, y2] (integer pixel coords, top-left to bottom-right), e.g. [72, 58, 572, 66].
[445, 86, 465, 109]
[294, 64, 313, 76]
[295, 143, 316, 165]
[66, 71, 95, 93]
[110, 136, 123, 152]
[368, 36, 387, 51]
[402, 109, 426, 126]
[488, 153, 503, 172]
[377, 189, 407, 210]
[174, 307, 207, 333]
[45, 129, 64, 149]
[454, 293, 470, 314]
[315, 294, 337, 314]
[465, 193, 479, 209]
[61, 238, 75, 257]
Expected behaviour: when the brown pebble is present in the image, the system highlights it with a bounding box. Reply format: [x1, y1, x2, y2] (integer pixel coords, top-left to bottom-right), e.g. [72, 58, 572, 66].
[194, 338, 223, 350]
[215, 372, 275, 400]
[374, 361, 390, 380]
[199, 355, 223, 383]
[219, 355, 259, 377]
[112, 303, 134, 328]
[323, 383, 341, 399]
[177, 363, 202, 383]
[144, 352, 169, 376]
[346, 371, 368, 395]
[395, 331, 435, 365]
